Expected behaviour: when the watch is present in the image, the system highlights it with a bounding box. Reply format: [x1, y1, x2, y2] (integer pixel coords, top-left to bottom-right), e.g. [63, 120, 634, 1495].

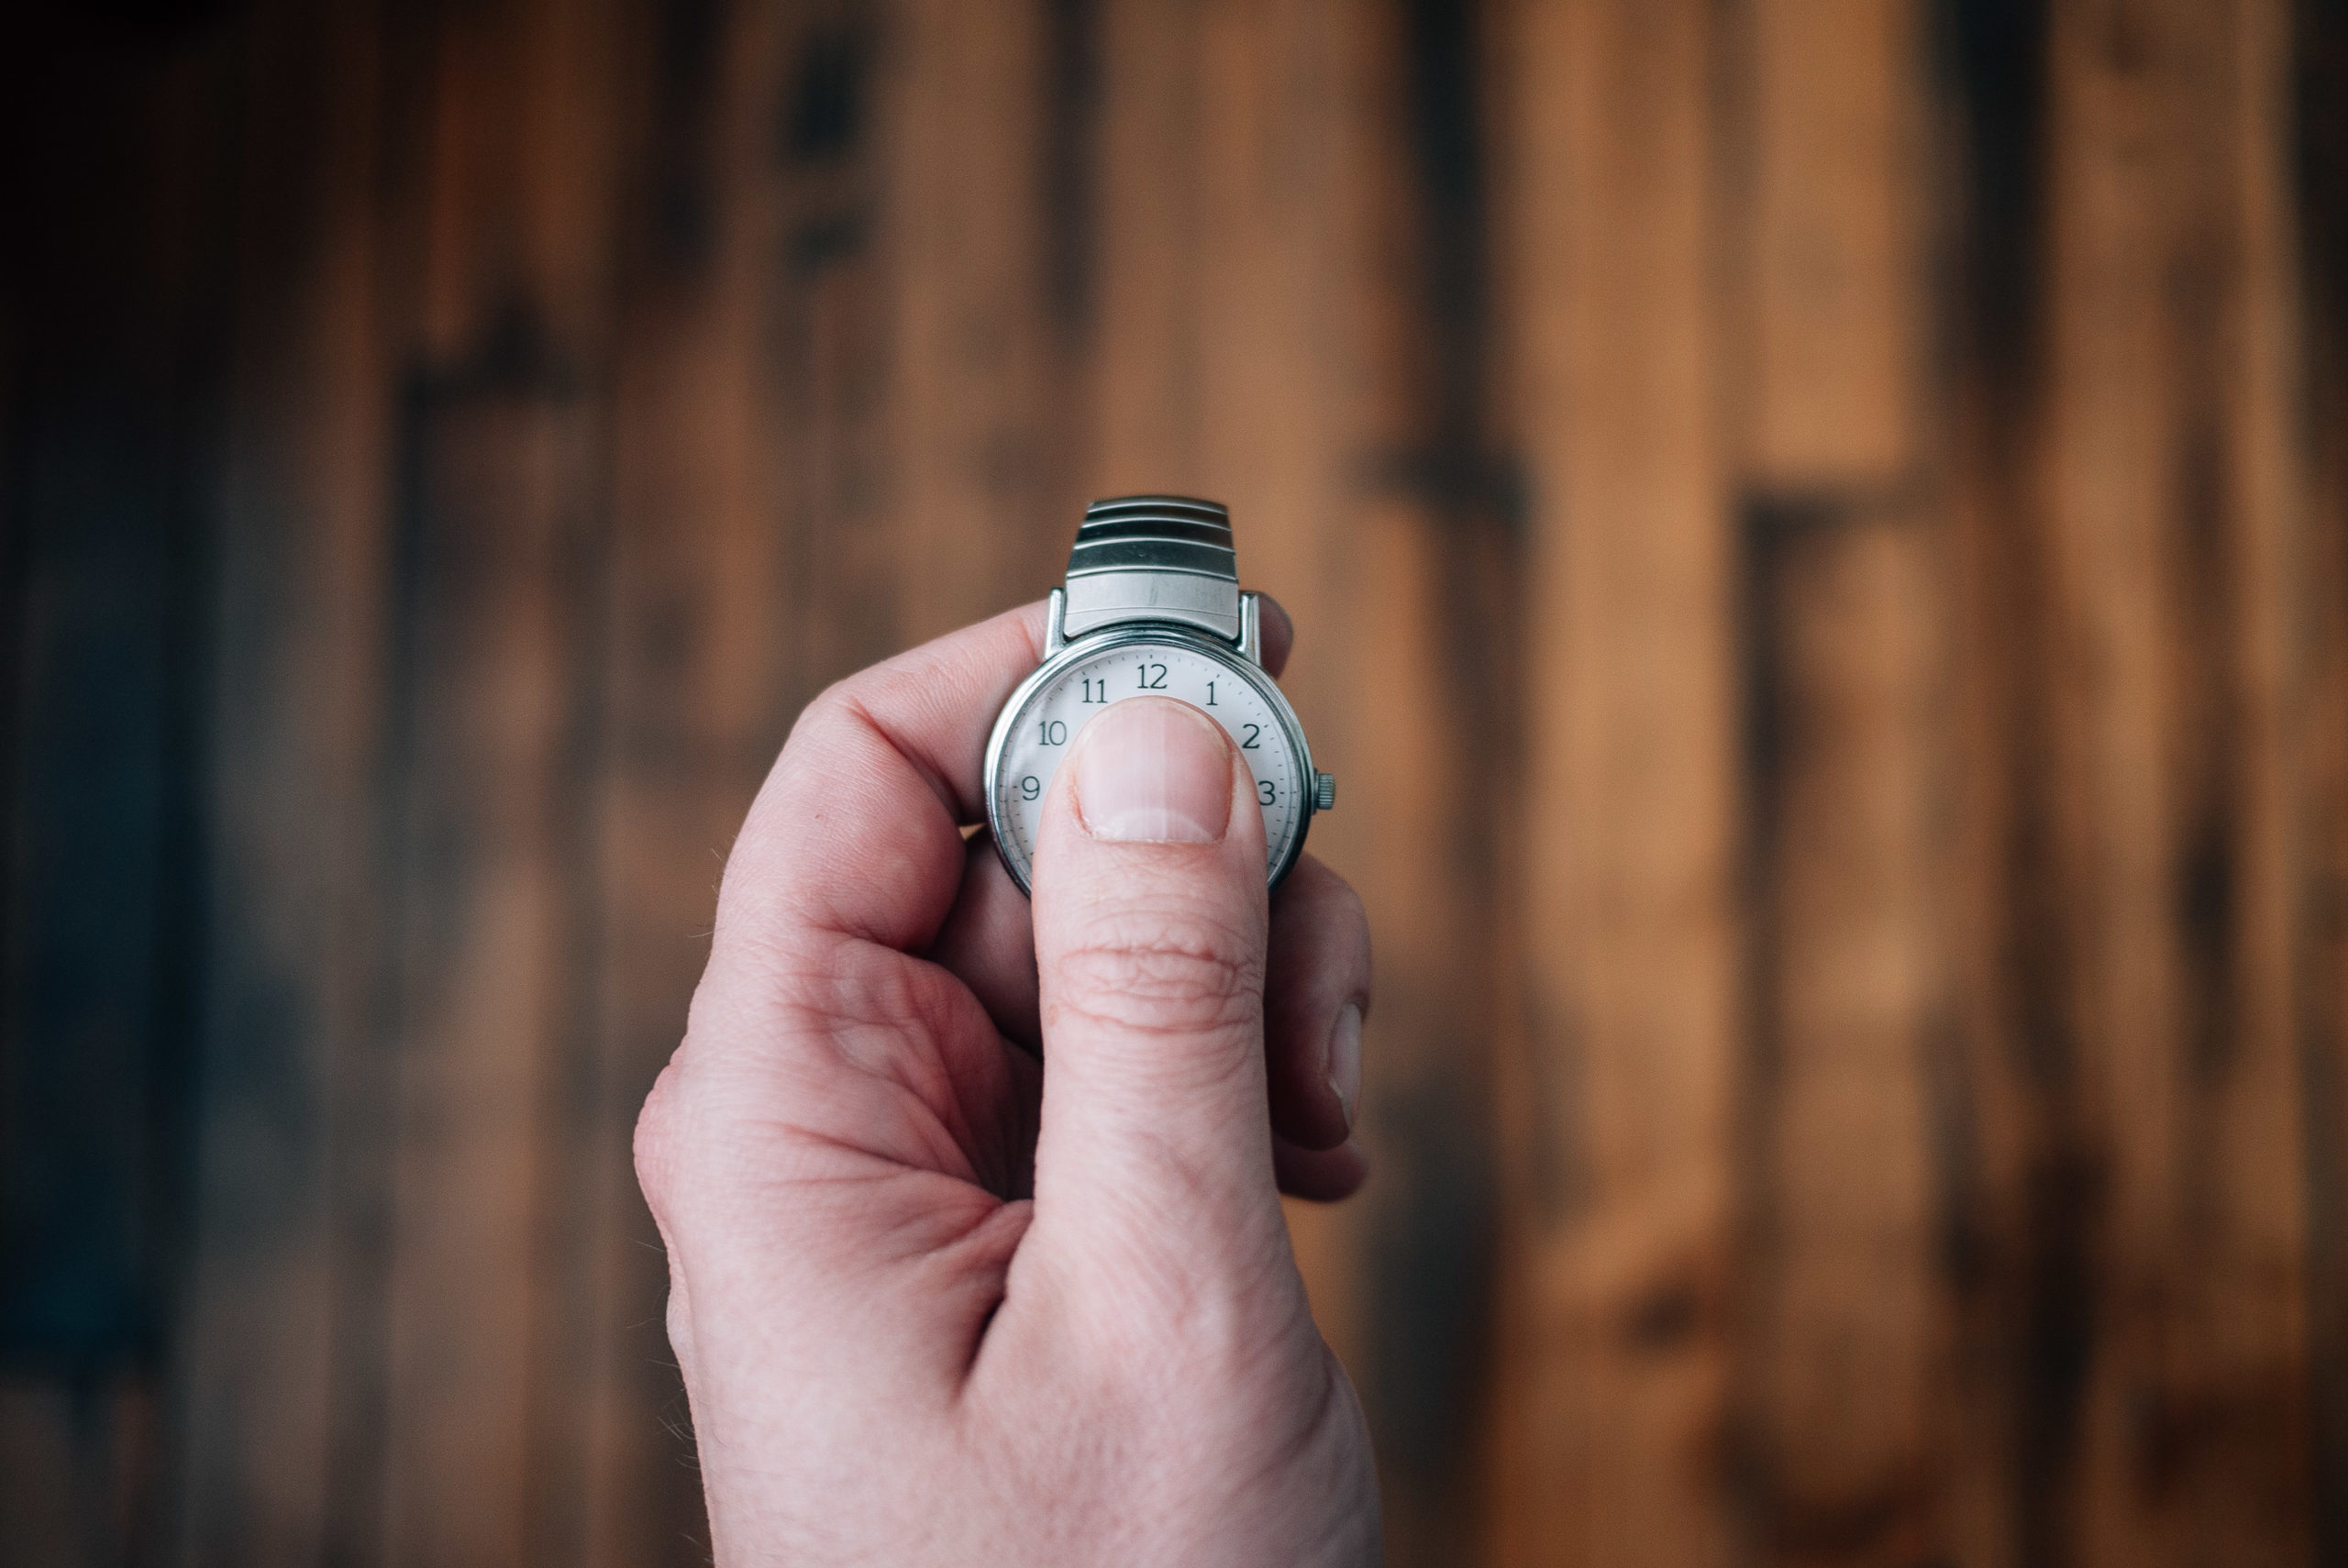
[983, 495, 1335, 895]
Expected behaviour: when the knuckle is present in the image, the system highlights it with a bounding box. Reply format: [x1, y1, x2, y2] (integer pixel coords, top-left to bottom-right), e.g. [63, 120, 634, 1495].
[792, 677, 863, 739]
[1333, 879, 1370, 953]
[1052, 906, 1264, 1038]
[632, 1057, 690, 1211]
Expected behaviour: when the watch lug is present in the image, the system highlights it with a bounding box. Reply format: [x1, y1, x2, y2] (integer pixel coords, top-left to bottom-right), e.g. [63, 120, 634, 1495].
[1236, 591, 1263, 666]
[1045, 587, 1067, 654]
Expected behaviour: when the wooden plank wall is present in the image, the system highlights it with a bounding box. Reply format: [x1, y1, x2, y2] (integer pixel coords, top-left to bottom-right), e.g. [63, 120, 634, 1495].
[1, 2, 2343, 1566]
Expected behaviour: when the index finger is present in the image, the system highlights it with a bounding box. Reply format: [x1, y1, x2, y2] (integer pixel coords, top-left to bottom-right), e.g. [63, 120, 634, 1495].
[716, 602, 1045, 955]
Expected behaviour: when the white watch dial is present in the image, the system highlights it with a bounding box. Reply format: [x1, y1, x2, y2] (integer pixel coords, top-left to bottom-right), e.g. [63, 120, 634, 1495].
[992, 638, 1305, 887]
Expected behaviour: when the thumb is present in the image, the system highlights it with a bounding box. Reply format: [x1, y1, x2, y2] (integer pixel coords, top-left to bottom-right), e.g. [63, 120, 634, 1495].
[1024, 695, 1293, 1316]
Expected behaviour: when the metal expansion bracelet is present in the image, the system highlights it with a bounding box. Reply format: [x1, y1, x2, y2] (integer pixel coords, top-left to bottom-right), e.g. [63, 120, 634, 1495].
[1061, 494, 1244, 643]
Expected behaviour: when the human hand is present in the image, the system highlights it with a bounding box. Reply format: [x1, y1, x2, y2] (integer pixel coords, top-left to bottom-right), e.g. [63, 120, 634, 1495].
[633, 599, 1379, 1565]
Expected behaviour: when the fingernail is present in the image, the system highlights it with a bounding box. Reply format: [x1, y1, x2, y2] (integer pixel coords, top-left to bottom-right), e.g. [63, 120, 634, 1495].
[1071, 698, 1234, 844]
[1326, 1002, 1363, 1130]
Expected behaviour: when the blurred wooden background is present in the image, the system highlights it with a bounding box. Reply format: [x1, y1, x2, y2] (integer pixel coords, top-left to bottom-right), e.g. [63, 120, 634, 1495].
[3, 0, 2344, 1563]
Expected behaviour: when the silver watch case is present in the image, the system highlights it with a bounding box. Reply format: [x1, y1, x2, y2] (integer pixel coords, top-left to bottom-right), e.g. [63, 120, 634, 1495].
[982, 588, 1319, 896]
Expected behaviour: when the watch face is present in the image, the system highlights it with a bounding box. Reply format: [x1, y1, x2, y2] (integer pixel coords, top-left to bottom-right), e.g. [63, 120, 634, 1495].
[988, 634, 1310, 891]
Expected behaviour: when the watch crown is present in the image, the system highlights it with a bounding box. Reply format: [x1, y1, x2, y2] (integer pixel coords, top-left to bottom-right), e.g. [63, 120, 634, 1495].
[1313, 772, 1336, 812]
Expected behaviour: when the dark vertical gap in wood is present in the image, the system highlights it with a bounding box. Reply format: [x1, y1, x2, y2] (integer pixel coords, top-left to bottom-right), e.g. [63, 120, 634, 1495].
[315, 23, 448, 1547]
[1918, 1, 2015, 1378]
[1044, 0, 1098, 339]
[1719, 53, 1778, 1551]
[775, 0, 900, 703]
[604, 6, 725, 1559]
[371, 315, 593, 1558]
[1355, 3, 1504, 1559]
[180, 0, 380, 1557]
[1403, 0, 1494, 513]
[531, 373, 612, 1568]
[1733, 492, 1797, 1557]
[143, 52, 244, 1568]
[647, 0, 725, 280]
[317, 7, 444, 1562]
[593, 2, 761, 1554]
[2150, 54, 2253, 1488]
[1941, 3, 2085, 1567]
[321, 366, 432, 1568]
[2297, 0, 2348, 1556]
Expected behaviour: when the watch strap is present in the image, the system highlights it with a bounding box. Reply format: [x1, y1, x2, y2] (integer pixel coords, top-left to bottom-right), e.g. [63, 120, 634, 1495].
[1062, 495, 1241, 641]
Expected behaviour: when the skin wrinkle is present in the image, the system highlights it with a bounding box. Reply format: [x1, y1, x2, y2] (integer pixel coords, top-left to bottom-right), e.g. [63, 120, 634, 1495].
[937, 844, 1368, 1158]
[661, 1028, 981, 1210]
[1044, 951, 1264, 1043]
[962, 1317, 1305, 1507]
[949, 1351, 1355, 1568]
[696, 923, 1019, 1181]
[925, 838, 1047, 1048]
[1047, 886, 1266, 991]
[1018, 1116, 1298, 1354]
[836, 687, 980, 822]
[762, 777, 964, 950]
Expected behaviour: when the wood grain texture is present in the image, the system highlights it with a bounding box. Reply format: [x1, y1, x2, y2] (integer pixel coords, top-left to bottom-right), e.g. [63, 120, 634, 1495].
[172, 3, 408, 1561]
[2040, 1, 2309, 1561]
[0, 3, 2341, 1566]
[1740, 0, 1924, 487]
[1329, 6, 1512, 1561]
[382, 382, 599, 1568]
[1938, 6, 2059, 1563]
[379, 7, 626, 1564]
[0, 12, 239, 1567]
[1743, 508, 1946, 1568]
[580, 1, 793, 1560]
[1732, 6, 1954, 1564]
[883, 0, 1071, 641]
[1499, 2, 1741, 1564]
